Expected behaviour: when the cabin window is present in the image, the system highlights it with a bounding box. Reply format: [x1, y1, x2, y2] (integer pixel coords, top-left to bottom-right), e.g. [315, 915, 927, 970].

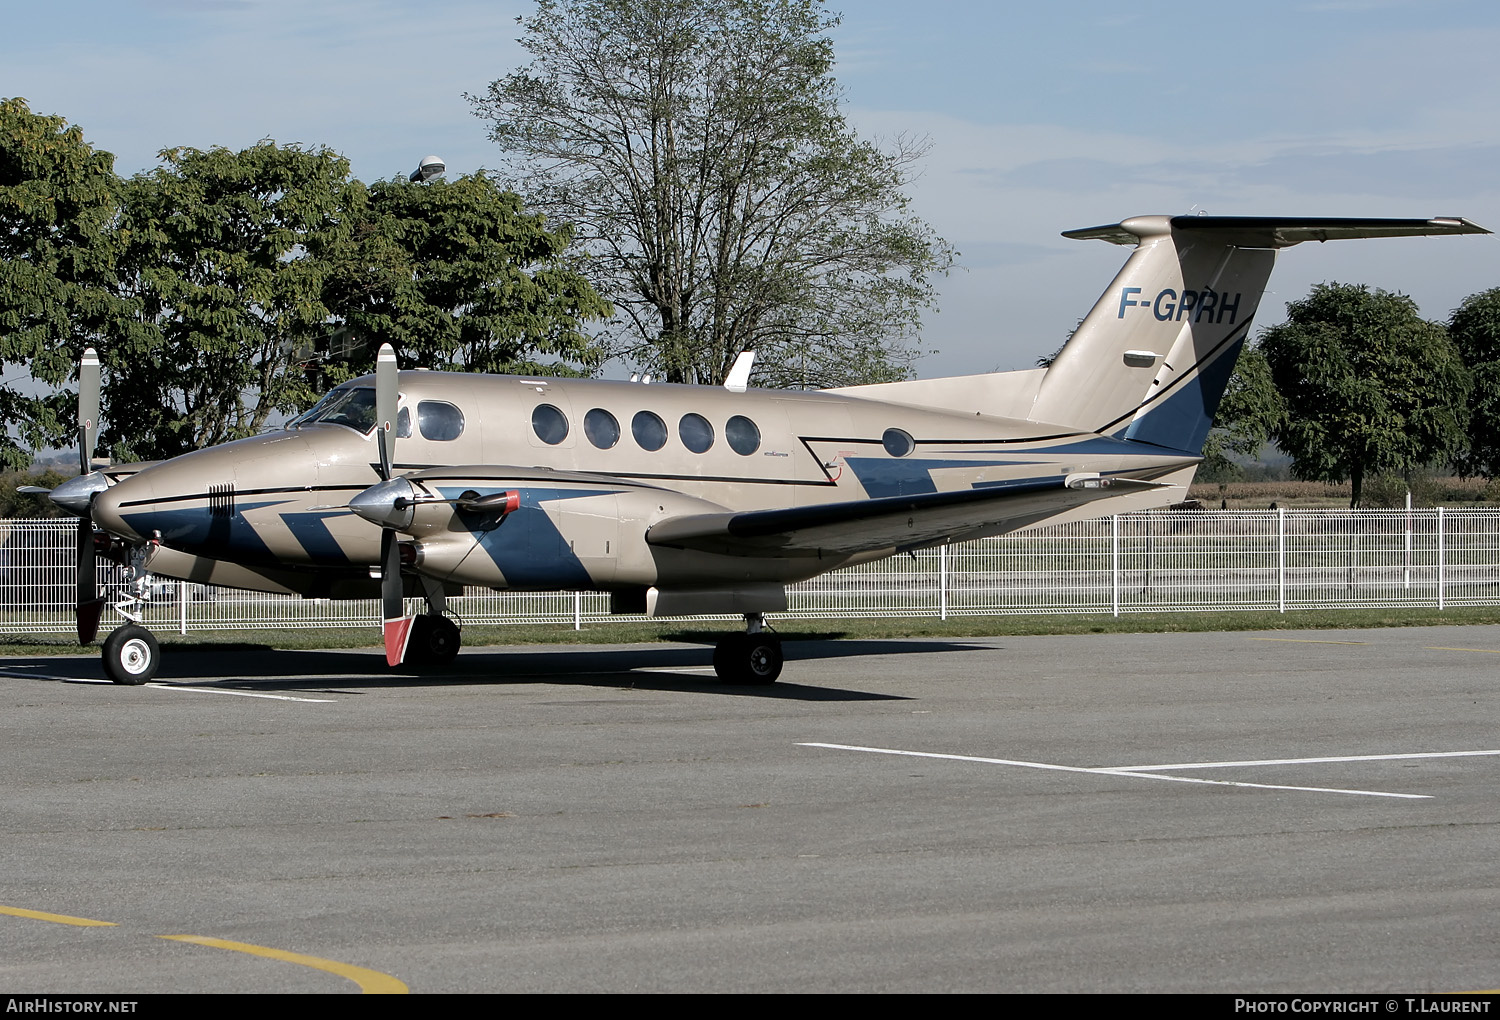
[632, 410, 667, 451]
[417, 400, 464, 441]
[882, 428, 915, 458]
[584, 408, 620, 449]
[725, 415, 760, 455]
[296, 386, 377, 432]
[679, 413, 714, 454]
[396, 407, 411, 438]
[531, 403, 569, 445]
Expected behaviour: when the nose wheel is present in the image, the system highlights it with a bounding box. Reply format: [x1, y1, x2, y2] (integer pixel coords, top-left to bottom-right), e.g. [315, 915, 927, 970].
[102, 624, 160, 685]
[713, 615, 783, 684]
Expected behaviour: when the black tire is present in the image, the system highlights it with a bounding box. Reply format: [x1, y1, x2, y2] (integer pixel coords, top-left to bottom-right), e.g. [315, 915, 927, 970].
[403, 615, 461, 667]
[742, 634, 783, 685]
[712, 634, 739, 680]
[713, 633, 782, 685]
[102, 624, 159, 685]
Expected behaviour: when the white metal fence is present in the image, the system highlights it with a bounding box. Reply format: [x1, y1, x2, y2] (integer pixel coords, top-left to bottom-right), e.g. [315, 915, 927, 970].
[4, 509, 1500, 636]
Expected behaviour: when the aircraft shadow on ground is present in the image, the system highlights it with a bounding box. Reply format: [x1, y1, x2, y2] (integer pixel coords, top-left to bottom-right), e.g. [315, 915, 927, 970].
[8, 638, 994, 702]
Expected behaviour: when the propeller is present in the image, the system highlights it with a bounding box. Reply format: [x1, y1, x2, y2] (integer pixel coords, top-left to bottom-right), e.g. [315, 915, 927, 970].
[66, 349, 106, 642]
[373, 344, 412, 666]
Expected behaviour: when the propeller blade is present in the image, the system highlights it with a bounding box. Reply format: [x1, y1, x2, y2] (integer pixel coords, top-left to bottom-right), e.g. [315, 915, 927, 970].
[376, 343, 397, 481]
[78, 348, 100, 476]
[380, 529, 412, 667]
[75, 520, 104, 644]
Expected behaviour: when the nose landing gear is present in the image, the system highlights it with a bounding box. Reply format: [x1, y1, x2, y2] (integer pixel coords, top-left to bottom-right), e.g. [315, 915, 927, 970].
[102, 624, 160, 685]
[100, 538, 162, 684]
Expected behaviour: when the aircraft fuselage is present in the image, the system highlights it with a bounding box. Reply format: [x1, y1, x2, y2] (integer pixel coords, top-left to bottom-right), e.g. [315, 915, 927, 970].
[90, 371, 1197, 597]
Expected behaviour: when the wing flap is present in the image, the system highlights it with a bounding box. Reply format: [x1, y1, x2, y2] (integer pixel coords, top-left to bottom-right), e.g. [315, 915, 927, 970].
[646, 475, 1174, 558]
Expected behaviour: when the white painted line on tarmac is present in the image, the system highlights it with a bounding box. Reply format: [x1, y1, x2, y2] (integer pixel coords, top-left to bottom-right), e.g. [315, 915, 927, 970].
[1099, 749, 1500, 772]
[633, 666, 718, 674]
[145, 684, 335, 703]
[0, 667, 106, 683]
[799, 742, 1432, 800]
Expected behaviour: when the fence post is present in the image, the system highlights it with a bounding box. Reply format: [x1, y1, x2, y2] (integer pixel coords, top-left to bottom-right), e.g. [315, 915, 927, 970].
[574, 590, 582, 630]
[1111, 514, 1120, 618]
[1403, 491, 1412, 590]
[939, 544, 947, 620]
[179, 582, 189, 635]
[1438, 506, 1446, 610]
[1277, 507, 1286, 614]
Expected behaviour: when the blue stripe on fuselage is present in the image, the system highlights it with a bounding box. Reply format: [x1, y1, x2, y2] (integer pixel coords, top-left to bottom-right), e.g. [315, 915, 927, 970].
[436, 486, 618, 589]
[282, 510, 354, 565]
[121, 500, 287, 562]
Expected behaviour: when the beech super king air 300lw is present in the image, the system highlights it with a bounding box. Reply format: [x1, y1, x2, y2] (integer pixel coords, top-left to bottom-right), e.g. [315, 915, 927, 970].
[37, 214, 1489, 685]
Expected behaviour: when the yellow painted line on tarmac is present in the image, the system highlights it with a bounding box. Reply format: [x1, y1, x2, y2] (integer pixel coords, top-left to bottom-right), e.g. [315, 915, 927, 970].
[160, 934, 408, 994]
[1425, 646, 1500, 655]
[0, 904, 116, 927]
[1248, 637, 1368, 645]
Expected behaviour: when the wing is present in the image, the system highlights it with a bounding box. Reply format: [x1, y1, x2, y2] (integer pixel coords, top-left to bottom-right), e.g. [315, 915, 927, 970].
[645, 473, 1174, 558]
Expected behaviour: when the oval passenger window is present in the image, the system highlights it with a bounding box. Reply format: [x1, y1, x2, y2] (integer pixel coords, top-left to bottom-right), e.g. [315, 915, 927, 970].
[584, 407, 620, 449]
[679, 413, 714, 454]
[531, 403, 569, 445]
[725, 415, 760, 455]
[632, 410, 667, 451]
[882, 428, 915, 458]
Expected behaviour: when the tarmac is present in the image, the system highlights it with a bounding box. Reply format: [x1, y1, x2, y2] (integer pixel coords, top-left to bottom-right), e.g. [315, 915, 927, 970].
[1, 625, 1497, 993]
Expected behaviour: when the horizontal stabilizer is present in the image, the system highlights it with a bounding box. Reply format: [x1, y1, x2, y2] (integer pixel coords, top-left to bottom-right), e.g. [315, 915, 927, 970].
[1064, 216, 1489, 248]
[646, 474, 1173, 558]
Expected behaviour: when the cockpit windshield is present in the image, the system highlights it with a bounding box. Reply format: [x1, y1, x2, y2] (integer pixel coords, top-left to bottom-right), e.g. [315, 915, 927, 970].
[289, 386, 378, 433]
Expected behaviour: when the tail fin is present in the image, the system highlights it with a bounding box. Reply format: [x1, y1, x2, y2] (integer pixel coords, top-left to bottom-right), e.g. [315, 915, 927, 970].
[1030, 215, 1487, 452]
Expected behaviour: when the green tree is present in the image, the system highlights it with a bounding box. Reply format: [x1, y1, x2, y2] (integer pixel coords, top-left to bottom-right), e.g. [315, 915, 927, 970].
[1198, 346, 1284, 482]
[324, 173, 610, 381]
[1448, 287, 1500, 479]
[106, 142, 360, 460]
[0, 98, 126, 470]
[0, 467, 67, 518]
[471, 0, 953, 387]
[1259, 283, 1470, 507]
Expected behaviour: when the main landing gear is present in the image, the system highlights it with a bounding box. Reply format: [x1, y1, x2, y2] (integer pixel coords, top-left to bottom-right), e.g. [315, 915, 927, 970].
[712, 613, 783, 685]
[397, 576, 462, 667]
[403, 613, 461, 666]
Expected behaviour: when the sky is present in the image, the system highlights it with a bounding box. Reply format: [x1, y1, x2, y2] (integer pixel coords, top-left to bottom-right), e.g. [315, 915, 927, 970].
[5, 0, 1497, 379]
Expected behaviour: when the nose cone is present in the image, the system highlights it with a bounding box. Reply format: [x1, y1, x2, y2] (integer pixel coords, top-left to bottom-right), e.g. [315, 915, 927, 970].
[349, 477, 416, 531]
[48, 471, 110, 517]
[91, 432, 326, 553]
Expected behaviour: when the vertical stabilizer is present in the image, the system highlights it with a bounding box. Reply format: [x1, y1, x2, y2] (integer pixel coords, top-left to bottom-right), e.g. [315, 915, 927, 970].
[1030, 215, 1488, 453]
[1029, 216, 1274, 450]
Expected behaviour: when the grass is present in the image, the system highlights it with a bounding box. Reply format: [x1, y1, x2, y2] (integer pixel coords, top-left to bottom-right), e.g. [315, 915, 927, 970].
[6, 605, 1500, 657]
[1189, 476, 1499, 510]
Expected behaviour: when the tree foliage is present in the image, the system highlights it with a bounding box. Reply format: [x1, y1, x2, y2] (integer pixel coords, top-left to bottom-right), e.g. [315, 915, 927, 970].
[1259, 283, 1470, 507]
[325, 173, 610, 380]
[1198, 346, 1284, 482]
[1448, 287, 1500, 480]
[0, 98, 126, 470]
[104, 142, 360, 460]
[471, 0, 953, 387]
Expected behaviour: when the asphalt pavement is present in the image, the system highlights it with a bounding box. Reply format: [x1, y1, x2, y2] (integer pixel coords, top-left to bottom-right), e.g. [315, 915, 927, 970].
[1, 626, 1496, 993]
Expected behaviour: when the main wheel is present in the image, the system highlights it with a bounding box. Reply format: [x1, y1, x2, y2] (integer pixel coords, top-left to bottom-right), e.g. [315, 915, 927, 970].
[102, 624, 159, 685]
[404, 615, 461, 666]
[713, 633, 783, 685]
